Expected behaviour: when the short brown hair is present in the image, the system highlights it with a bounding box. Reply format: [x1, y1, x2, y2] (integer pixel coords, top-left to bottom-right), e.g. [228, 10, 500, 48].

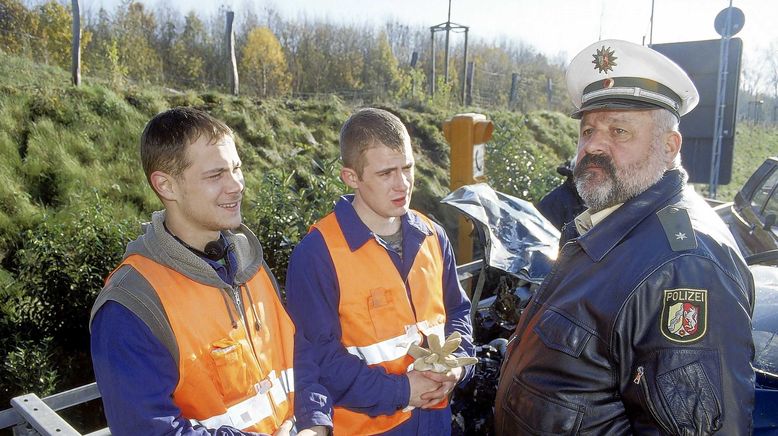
[140, 107, 233, 186]
[339, 108, 409, 176]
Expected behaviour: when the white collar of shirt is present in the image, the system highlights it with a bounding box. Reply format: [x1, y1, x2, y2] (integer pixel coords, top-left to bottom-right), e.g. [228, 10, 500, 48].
[574, 203, 623, 235]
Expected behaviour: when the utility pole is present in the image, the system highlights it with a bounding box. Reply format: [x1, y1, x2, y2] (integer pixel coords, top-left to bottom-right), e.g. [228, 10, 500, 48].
[444, 1, 451, 82]
[429, 0, 469, 101]
[649, 0, 655, 45]
[709, 1, 743, 198]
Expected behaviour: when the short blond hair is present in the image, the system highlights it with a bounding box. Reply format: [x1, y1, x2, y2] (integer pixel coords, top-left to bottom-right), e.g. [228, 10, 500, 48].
[339, 108, 409, 177]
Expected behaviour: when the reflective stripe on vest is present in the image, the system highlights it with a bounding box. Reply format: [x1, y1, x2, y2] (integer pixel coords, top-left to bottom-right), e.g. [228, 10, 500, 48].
[191, 368, 295, 430]
[121, 255, 295, 434]
[313, 210, 447, 435]
[345, 321, 446, 365]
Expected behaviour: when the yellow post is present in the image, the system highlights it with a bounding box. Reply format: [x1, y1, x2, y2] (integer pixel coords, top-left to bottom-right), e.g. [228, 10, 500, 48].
[442, 113, 494, 265]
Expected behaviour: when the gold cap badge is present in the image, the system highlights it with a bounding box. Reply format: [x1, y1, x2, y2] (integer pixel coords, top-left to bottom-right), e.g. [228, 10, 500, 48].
[592, 45, 617, 73]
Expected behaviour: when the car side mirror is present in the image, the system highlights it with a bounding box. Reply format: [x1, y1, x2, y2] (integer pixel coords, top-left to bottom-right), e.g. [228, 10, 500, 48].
[764, 214, 776, 231]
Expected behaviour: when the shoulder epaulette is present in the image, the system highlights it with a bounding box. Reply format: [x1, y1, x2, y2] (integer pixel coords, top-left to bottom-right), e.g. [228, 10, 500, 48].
[656, 205, 698, 251]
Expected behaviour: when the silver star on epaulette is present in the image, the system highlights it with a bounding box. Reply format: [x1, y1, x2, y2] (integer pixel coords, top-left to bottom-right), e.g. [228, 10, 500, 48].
[675, 232, 687, 240]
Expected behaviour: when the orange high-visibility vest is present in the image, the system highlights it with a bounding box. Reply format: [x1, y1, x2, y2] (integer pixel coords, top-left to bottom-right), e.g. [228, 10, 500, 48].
[119, 255, 295, 433]
[312, 211, 447, 436]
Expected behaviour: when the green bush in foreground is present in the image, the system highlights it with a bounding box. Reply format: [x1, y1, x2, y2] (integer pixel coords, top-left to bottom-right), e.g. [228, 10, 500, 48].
[0, 194, 137, 408]
[12, 196, 136, 347]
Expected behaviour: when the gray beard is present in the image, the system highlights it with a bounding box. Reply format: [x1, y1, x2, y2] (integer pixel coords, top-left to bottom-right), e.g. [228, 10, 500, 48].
[574, 148, 668, 213]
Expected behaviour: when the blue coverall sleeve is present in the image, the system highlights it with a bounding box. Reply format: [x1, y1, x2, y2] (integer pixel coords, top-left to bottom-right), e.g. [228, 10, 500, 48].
[435, 223, 476, 385]
[285, 231, 410, 419]
[90, 302, 265, 436]
[292, 327, 334, 429]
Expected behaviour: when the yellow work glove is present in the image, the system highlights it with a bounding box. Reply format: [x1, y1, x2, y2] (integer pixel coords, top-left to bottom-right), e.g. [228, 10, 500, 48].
[407, 331, 478, 373]
[403, 331, 478, 412]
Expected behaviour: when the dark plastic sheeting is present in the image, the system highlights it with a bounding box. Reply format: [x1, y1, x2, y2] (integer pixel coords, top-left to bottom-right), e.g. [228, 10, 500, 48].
[441, 183, 559, 284]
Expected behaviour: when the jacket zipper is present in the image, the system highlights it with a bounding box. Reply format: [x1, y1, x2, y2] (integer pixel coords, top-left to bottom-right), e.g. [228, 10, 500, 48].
[235, 282, 284, 426]
[228, 285, 245, 323]
[234, 283, 264, 371]
[634, 366, 674, 435]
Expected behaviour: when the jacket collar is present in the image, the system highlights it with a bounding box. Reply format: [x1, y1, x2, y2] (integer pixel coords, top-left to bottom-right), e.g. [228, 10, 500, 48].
[124, 210, 265, 286]
[577, 168, 686, 262]
[334, 194, 433, 252]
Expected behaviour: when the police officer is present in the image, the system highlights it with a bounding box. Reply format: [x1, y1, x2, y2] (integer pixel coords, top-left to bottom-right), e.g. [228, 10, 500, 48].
[494, 40, 755, 434]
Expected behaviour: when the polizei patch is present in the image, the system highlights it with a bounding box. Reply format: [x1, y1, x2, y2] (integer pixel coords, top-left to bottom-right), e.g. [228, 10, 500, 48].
[660, 289, 707, 343]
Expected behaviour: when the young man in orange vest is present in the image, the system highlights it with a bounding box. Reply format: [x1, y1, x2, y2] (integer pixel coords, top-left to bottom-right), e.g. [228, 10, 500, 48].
[90, 107, 327, 436]
[285, 108, 476, 435]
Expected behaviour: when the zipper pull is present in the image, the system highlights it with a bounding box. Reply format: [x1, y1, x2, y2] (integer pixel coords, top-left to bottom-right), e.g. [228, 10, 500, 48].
[633, 366, 644, 385]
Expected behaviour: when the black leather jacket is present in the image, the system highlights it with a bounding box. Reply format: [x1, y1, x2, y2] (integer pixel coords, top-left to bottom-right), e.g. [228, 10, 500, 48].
[495, 169, 755, 435]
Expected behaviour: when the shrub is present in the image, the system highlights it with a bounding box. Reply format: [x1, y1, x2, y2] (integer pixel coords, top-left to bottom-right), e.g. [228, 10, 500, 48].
[12, 194, 137, 348]
[243, 158, 345, 290]
[486, 111, 566, 202]
[0, 336, 59, 400]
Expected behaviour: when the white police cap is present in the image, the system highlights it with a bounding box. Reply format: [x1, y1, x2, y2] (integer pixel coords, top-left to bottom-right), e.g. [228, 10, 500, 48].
[566, 39, 699, 118]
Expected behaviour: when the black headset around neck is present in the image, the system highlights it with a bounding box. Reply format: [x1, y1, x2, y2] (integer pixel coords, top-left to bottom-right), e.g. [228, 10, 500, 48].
[203, 238, 229, 260]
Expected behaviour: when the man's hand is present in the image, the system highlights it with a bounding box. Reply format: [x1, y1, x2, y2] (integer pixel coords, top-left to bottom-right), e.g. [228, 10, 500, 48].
[418, 366, 462, 408]
[296, 425, 330, 436]
[272, 419, 294, 436]
[407, 370, 442, 408]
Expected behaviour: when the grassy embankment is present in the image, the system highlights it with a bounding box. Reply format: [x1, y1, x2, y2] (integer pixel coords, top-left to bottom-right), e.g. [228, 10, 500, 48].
[0, 51, 775, 431]
[0, 52, 578, 425]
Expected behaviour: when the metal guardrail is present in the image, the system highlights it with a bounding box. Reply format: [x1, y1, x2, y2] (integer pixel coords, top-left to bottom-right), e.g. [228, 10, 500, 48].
[0, 383, 109, 435]
[455, 259, 483, 282]
[0, 260, 485, 435]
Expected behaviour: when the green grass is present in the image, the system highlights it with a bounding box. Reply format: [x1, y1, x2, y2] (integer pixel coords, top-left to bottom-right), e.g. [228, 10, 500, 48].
[723, 123, 778, 200]
[690, 123, 778, 201]
[2, 49, 778, 427]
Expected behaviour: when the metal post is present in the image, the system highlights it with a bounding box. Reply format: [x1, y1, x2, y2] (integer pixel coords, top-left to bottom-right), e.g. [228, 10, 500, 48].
[546, 77, 553, 110]
[461, 28, 468, 105]
[510, 73, 519, 107]
[70, 0, 81, 86]
[465, 61, 474, 106]
[708, 1, 734, 198]
[429, 1, 468, 99]
[226, 11, 239, 96]
[649, 0, 655, 45]
[443, 0, 451, 83]
[430, 29, 436, 95]
[410, 52, 418, 96]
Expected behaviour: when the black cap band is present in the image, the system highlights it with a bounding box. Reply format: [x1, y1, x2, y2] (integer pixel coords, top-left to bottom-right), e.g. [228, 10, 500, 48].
[574, 76, 683, 118]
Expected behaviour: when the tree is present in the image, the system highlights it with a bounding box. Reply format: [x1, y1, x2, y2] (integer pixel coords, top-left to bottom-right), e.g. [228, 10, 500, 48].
[0, 0, 36, 55]
[83, 7, 128, 85]
[32, 1, 76, 69]
[166, 11, 208, 87]
[240, 26, 290, 97]
[361, 31, 402, 99]
[113, 1, 162, 83]
[762, 40, 778, 99]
